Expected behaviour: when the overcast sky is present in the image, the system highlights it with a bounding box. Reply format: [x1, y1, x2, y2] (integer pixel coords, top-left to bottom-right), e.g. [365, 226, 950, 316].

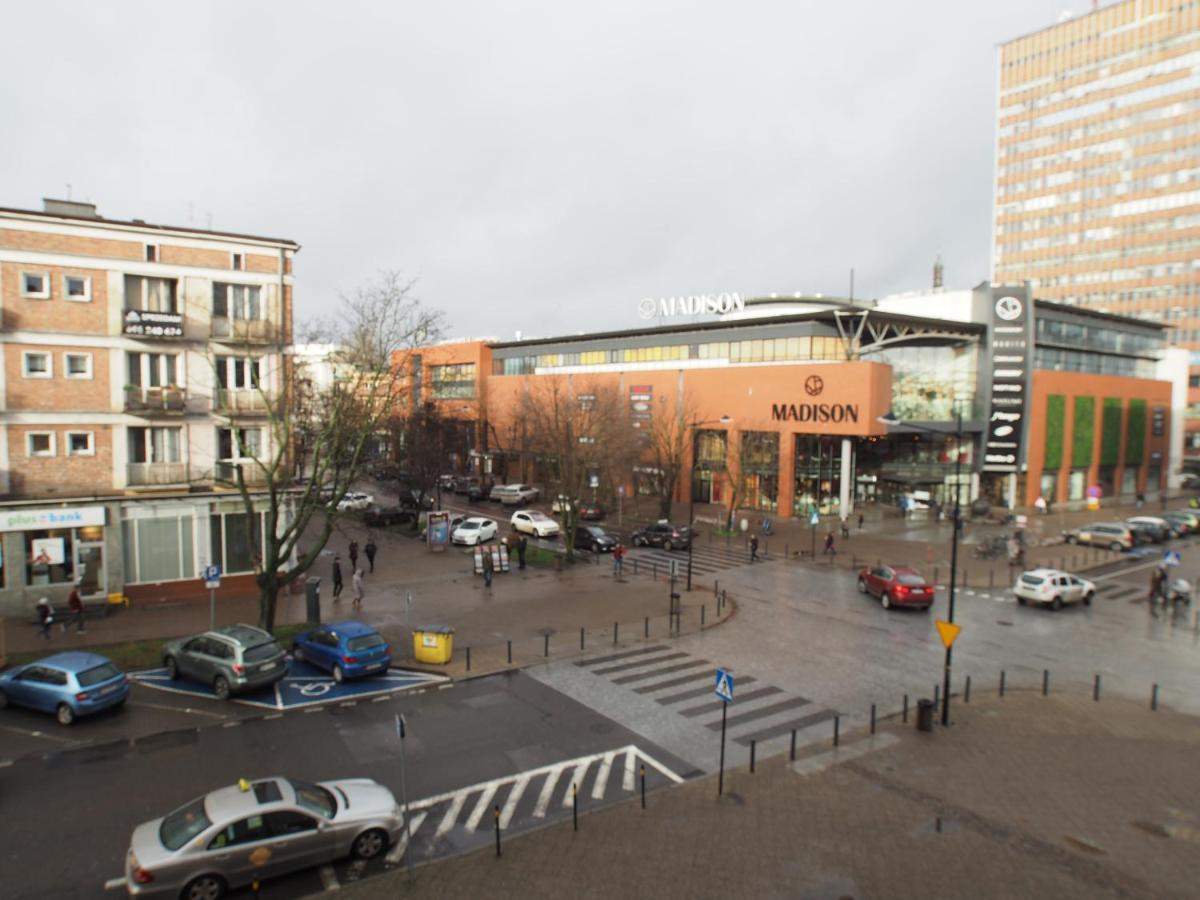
[2, 1, 1077, 342]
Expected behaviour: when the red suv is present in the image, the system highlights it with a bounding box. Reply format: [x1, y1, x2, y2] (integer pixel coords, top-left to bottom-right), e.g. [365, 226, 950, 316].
[856, 565, 934, 610]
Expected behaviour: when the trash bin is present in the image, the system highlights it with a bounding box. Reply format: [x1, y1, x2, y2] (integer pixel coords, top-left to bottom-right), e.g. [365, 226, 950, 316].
[916, 698, 935, 733]
[305, 576, 321, 624]
[413, 625, 454, 664]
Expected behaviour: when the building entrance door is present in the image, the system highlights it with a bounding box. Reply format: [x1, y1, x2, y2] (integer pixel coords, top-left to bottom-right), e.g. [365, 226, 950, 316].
[76, 543, 105, 597]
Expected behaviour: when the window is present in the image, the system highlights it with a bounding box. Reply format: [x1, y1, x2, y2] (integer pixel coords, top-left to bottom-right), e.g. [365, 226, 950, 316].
[218, 427, 262, 459]
[66, 432, 94, 456]
[215, 356, 261, 389]
[145, 244, 158, 262]
[125, 275, 177, 312]
[64, 275, 91, 302]
[122, 514, 195, 583]
[26, 432, 55, 457]
[212, 283, 262, 320]
[20, 272, 50, 298]
[22, 352, 51, 378]
[127, 351, 179, 387]
[429, 363, 476, 399]
[128, 426, 182, 463]
[231, 253, 244, 271]
[64, 352, 93, 379]
[26, 528, 72, 585]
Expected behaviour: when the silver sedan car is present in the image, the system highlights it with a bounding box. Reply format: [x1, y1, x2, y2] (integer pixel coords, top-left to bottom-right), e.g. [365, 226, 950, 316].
[125, 776, 403, 899]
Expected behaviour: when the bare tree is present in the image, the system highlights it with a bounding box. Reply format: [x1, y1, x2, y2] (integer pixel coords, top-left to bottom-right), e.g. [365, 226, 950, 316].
[515, 378, 626, 562]
[216, 270, 442, 630]
[640, 390, 699, 519]
[393, 401, 460, 517]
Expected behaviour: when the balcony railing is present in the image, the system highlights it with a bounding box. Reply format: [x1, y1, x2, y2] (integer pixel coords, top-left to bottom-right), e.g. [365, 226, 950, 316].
[124, 386, 187, 414]
[215, 461, 268, 485]
[127, 462, 188, 487]
[211, 317, 276, 343]
[215, 388, 271, 414]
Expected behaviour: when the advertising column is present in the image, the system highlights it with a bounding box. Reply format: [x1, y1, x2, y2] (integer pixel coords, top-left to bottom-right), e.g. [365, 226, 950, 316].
[982, 285, 1033, 502]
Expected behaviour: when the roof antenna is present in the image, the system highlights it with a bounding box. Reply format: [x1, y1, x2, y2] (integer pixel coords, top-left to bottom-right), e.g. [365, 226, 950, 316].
[849, 267, 855, 301]
[933, 254, 944, 289]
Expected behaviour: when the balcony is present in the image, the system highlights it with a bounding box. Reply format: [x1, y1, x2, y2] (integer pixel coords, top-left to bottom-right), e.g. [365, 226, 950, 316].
[124, 386, 187, 415]
[127, 462, 188, 487]
[123, 309, 185, 340]
[215, 461, 268, 485]
[211, 317, 276, 343]
[215, 388, 271, 415]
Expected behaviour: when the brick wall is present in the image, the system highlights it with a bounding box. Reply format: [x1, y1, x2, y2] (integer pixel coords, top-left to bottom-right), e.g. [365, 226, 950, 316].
[1, 263, 110, 333]
[5, 342, 113, 410]
[0, 227, 143, 260]
[246, 252, 279, 274]
[6, 423, 114, 497]
[159, 244, 229, 269]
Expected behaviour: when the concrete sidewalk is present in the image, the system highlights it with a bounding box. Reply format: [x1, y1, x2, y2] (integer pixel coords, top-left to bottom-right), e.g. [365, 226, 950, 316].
[342, 691, 1200, 900]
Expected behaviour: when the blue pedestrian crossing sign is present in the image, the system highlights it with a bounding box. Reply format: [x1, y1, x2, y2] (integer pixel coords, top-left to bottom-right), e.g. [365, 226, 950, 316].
[714, 668, 734, 703]
[809, 511, 819, 526]
[1163, 550, 1183, 567]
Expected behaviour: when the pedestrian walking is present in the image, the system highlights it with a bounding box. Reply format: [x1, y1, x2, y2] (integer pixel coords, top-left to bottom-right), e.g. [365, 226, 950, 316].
[352, 568, 364, 609]
[857, 512, 864, 530]
[517, 535, 527, 570]
[63, 581, 86, 634]
[749, 534, 759, 563]
[839, 517, 849, 539]
[823, 531, 837, 560]
[1034, 495, 1047, 515]
[332, 555, 344, 600]
[364, 537, 377, 574]
[1136, 491, 1145, 510]
[1149, 563, 1167, 616]
[348, 540, 359, 572]
[482, 549, 494, 588]
[36, 597, 54, 640]
[612, 542, 625, 577]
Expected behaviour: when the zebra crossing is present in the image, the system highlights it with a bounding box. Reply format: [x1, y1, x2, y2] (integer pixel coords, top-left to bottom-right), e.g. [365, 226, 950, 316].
[574, 645, 839, 754]
[383, 744, 684, 867]
[626, 539, 761, 578]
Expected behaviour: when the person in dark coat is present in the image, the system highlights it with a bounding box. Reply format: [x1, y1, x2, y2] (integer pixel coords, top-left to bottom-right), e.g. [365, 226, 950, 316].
[482, 550, 494, 588]
[64, 581, 86, 634]
[36, 597, 54, 640]
[348, 540, 359, 572]
[823, 532, 837, 559]
[749, 534, 759, 562]
[332, 555, 344, 599]
[517, 536, 527, 570]
[364, 537, 378, 573]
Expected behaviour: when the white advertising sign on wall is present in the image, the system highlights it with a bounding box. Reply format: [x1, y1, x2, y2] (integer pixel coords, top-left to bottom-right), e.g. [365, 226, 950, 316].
[0, 506, 106, 532]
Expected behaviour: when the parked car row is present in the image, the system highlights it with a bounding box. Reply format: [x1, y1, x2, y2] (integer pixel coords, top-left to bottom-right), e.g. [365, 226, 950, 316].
[1064, 510, 1200, 551]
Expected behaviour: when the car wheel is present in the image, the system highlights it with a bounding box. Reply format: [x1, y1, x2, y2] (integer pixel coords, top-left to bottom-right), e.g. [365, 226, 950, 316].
[165, 656, 179, 680]
[182, 873, 227, 900]
[1083, 592, 1094, 607]
[1017, 596, 1027, 606]
[1051, 595, 1063, 611]
[881, 592, 892, 610]
[1110, 542, 1123, 552]
[293, 646, 305, 663]
[333, 665, 345, 684]
[56, 703, 75, 726]
[663, 540, 674, 551]
[856, 577, 868, 594]
[352, 828, 389, 860]
[213, 676, 231, 701]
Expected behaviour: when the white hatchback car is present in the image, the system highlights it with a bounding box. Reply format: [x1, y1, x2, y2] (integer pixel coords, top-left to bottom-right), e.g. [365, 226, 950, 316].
[1013, 568, 1096, 610]
[510, 510, 561, 538]
[452, 517, 498, 545]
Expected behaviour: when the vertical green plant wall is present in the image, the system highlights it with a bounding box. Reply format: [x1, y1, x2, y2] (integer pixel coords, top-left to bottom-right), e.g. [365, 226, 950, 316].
[1125, 399, 1147, 465]
[1043, 394, 1065, 470]
[1071, 396, 1095, 468]
[1100, 398, 1122, 467]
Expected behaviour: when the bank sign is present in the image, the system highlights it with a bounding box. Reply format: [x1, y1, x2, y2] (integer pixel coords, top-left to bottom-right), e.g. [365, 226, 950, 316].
[983, 287, 1032, 473]
[0, 505, 107, 532]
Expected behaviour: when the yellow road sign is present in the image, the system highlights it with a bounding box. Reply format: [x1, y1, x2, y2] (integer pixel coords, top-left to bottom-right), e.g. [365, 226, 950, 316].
[935, 620, 961, 649]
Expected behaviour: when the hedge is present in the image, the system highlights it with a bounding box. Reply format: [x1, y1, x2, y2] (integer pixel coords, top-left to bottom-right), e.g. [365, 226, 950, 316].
[1100, 398, 1123, 467]
[1043, 394, 1065, 470]
[1071, 396, 1095, 469]
[1125, 399, 1147, 465]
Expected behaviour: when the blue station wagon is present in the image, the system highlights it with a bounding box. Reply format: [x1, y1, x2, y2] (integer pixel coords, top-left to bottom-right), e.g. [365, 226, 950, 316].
[0, 651, 129, 725]
[292, 621, 391, 682]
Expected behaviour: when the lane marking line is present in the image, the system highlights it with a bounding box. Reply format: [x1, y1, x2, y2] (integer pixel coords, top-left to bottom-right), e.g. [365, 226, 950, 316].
[384, 810, 427, 865]
[564, 761, 592, 807]
[103, 877, 126, 891]
[464, 784, 499, 832]
[499, 775, 531, 829]
[126, 700, 226, 720]
[622, 748, 636, 792]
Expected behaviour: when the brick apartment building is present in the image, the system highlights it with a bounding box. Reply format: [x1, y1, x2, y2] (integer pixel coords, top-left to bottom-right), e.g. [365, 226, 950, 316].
[0, 199, 298, 615]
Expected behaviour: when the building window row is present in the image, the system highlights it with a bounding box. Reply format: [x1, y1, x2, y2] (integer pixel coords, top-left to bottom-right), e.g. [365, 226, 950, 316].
[21, 350, 93, 380]
[19, 271, 92, 302]
[25, 430, 94, 458]
[429, 363, 476, 399]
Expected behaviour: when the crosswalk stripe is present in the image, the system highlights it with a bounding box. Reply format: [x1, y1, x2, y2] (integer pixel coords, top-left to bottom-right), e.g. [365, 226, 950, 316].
[679, 685, 781, 718]
[532, 764, 565, 818]
[575, 645, 669, 667]
[633, 669, 716, 694]
[612, 658, 709, 685]
[564, 761, 592, 807]
[465, 784, 499, 832]
[734, 708, 838, 745]
[656, 677, 758, 706]
[385, 811, 427, 865]
[592, 651, 688, 676]
[499, 775, 531, 829]
[591, 751, 616, 800]
[435, 791, 468, 839]
[622, 748, 636, 791]
[706, 696, 813, 731]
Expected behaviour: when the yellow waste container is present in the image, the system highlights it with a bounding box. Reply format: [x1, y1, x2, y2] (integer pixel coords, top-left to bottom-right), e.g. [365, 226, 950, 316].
[412, 626, 454, 664]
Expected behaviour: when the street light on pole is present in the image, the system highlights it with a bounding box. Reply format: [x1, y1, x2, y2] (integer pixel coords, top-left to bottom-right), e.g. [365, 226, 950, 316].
[686, 415, 732, 591]
[877, 402, 966, 728]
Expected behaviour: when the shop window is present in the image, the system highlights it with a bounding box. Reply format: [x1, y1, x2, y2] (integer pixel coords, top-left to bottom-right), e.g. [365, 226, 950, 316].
[1067, 469, 1086, 501]
[210, 510, 264, 575]
[26, 529, 73, 585]
[123, 515, 195, 583]
[1120, 467, 1137, 495]
[1038, 471, 1058, 502]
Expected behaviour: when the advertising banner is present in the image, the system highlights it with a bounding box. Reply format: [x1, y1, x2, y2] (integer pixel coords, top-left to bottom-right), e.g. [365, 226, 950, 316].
[983, 286, 1032, 473]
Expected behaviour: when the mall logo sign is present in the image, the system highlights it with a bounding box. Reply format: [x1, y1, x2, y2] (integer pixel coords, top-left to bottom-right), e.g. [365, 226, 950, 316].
[638, 293, 745, 320]
[771, 402, 860, 424]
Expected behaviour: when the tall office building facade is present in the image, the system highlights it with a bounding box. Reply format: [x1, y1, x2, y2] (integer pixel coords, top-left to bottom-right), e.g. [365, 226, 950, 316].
[993, 0, 1200, 445]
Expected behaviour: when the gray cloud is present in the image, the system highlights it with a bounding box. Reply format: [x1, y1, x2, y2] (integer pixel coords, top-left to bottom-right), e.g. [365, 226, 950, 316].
[0, 0, 1073, 340]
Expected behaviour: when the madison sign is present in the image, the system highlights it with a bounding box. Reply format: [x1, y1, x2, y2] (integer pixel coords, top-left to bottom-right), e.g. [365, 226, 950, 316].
[771, 402, 860, 424]
[638, 293, 745, 320]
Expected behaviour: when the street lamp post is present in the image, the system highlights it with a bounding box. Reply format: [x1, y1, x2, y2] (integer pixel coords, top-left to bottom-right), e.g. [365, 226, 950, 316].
[878, 403, 965, 728]
[686, 415, 732, 591]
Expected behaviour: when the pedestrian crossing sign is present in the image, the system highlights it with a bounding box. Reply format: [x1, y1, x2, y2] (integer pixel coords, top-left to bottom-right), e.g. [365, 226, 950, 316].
[1163, 550, 1182, 567]
[809, 511, 819, 526]
[714, 668, 734, 703]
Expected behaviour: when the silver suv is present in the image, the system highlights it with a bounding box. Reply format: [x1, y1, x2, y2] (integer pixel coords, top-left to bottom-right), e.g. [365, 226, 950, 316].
[162, 624, 288, 700]
[1063, 522, 1134, 551]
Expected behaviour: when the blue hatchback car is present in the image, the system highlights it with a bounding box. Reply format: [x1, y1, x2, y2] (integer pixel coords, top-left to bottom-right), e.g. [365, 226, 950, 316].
[0, 651, 130, 725]
[292, 621, 391, 682]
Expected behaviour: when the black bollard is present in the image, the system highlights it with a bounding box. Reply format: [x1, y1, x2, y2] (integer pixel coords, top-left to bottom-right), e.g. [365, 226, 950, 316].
[903, 693, 909, 723]
[701, 605, 706, 626]
[934, 683, 940, 709]
[790, 729, 797, 761]
[750, 740, 756, 773]
[1000, 670, 1006, 697]
[580, 627, 585, 651]
[572, 784, 578, 831]
[644, 616, 649, 638]
[1152, 683, 1159, 711]
[544, 633, 549, 657]
[466, 646, 471, 672]
[714, 580, 719, 598]
[640, 764, 646, 809]
[964, 675, 971, 704]
[1094, 674, 1101, 701]
[870, 703, 876, 735]
[507, 640, 512, 665]
[613, 621, 618, 645]
[1042, 669, 1049, 696]
[494, 805, 501, 856]
[833, 715, 840, 747]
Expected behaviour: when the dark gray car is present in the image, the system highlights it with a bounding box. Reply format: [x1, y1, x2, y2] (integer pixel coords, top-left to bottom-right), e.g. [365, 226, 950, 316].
[162, 625, 288, 700]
